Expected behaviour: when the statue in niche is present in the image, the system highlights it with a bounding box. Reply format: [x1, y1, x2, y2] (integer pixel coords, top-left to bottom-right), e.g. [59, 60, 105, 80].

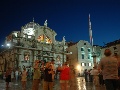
[24, 54, 29, 61]
[24, 52, 30, 61]
[56, 55, 61, 64]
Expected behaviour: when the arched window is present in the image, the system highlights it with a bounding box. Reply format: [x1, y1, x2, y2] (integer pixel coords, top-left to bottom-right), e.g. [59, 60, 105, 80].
[37, 35, 44, 42]
[82, 54, 84, 59]
[37, 34, 52, 43]
[81, 47, 84, 51]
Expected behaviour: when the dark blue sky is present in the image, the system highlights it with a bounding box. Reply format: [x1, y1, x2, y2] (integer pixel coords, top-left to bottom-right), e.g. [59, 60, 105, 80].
[0, 0, 120, 46]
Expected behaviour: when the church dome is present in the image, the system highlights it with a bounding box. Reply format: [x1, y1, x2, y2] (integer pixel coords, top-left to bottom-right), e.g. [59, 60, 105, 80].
[24, 22, 40, 29]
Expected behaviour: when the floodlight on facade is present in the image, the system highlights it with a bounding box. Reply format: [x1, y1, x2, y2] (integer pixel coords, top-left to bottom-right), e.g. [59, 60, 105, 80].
[6, 43, 11, 48]
[77, 65, 80, 70]
[6, 43, 10, 47]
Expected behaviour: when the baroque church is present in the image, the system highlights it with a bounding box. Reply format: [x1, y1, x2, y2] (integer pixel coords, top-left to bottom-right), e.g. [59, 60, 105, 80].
[0, 20, 69, 71]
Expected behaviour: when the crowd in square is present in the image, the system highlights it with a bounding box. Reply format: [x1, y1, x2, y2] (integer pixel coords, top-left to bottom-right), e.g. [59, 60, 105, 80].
[1, 59, 76, 90]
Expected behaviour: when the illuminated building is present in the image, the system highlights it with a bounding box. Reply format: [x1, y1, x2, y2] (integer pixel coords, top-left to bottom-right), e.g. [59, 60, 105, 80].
[66, 40, 101, 76]
[0, 20, 68, 71]
[101, 39, 120, 57]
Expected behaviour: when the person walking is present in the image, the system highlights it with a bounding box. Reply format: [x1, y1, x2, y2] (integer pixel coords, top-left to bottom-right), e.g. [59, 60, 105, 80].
[5, 67, 12, 88]
[113, 53, 120, 89]
[118, 63, 120, 90]
[21, 68, 27, 90]
[15, 69, 19, 81]
[98, 49, 119, 90]
[92, 66, 99, 87]
[51, 59, 55, 83]
[11, 70, 14, 81]
[32, 60, 41, 90]
[98, 69, 104, 86]
[89, 68, 94, 82]
[84, 69, 88, 82]
[58, 62, 70, 90]
[69, 65, 76, 89]
[27, 69, 30, 80]
[43, 62, 53, 90]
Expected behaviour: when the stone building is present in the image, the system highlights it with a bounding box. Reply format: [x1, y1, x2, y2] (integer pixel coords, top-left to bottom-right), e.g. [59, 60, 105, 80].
[0, 20, 68, 71]
[101, 39, 120, 58]
[66, 40, 101, 76]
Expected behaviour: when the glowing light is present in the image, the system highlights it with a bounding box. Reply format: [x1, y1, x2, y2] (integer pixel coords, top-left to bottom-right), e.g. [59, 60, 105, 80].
[81, 63, 85, 66]
[6, 43, 10, 47]
[88, 63, 92, 66]
[77, 65, 80, 70]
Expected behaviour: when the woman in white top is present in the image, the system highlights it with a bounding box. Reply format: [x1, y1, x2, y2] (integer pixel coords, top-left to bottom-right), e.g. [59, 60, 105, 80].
[21, 68, 27, 90]
[92, 66, 99, 86]
[11, 70, 14, 81]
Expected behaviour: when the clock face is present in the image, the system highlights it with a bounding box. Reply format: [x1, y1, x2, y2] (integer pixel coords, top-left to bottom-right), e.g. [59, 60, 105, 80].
[23, 28, 35, 35]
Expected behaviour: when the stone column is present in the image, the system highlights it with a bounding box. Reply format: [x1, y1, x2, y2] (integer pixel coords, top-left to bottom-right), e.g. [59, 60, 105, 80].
[92, 55, 97, 67]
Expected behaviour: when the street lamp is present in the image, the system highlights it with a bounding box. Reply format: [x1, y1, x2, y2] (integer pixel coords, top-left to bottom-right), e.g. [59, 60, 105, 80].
[77, 64, 81, 77]
[77, 64, 80, 70]
[6, 43, 11, 48]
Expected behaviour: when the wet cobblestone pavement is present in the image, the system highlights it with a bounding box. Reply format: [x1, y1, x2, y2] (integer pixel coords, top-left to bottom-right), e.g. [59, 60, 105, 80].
[0, 77, 106, 90]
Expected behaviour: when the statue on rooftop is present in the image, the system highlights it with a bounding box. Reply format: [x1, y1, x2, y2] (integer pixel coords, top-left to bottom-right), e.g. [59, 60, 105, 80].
[44, 20, 47, 27]
[63, 36, 66, 45]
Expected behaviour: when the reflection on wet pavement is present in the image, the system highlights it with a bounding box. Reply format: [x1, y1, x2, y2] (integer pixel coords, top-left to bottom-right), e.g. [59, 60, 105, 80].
[0, 77, 106, 90]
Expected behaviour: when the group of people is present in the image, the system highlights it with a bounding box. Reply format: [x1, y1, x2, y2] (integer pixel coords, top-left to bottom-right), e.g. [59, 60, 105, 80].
[84, 49, 120, 90]
[98, 49, 120, 90]
[84, 66, 104, 86]
[3, 48, 120, 90]
[5, 67, 28, 89]
[32, 60, 76, 90]
[4, 59, 76, 90]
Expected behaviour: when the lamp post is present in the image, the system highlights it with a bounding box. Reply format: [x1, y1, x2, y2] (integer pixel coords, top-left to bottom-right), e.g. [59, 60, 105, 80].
[91, 45, 98, 67]
[92, 52, 97, 67]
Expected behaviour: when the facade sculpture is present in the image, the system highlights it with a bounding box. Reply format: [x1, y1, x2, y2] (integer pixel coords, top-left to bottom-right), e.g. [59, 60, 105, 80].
[0, 20, 68, 71]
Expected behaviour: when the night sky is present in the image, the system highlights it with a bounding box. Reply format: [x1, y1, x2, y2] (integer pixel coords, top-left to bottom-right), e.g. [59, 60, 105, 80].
[0, 0, 120, 46]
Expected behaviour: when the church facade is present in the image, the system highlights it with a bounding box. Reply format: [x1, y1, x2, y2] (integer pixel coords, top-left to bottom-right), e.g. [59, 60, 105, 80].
[0, 20, 69, 71]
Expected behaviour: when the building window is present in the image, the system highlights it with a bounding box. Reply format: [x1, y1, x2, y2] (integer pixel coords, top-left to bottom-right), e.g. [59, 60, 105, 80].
[37, 35, 52, 43]
[81, 47, 84, 51]
[88, 55, 90, 59]
[88, 48, 90, 52]
[88, 63, 92, 66]
[81, 63, 85, 66]
[82, 54, 84, 59]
